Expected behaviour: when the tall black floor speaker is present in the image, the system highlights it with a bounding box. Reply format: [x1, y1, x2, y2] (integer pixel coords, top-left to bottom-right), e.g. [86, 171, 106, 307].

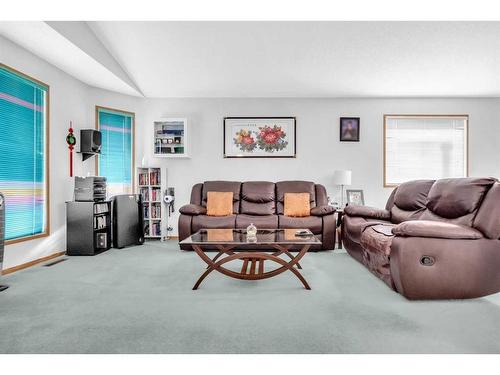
[112, 194, 145, 249]
[0, 192, 9, 292]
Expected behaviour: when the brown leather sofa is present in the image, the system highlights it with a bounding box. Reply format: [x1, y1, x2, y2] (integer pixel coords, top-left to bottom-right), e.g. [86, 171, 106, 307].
[178, 181, 336, 251]
[343, 177, 500, 300]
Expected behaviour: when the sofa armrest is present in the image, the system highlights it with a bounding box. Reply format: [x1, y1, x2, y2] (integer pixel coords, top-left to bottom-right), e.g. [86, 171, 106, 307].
[392, 220, 483, 239]
[179, 204, 207, 216]
[344, 205, 391, 220]
[310, 205, 336, 217]
[390, 237, 500, 299]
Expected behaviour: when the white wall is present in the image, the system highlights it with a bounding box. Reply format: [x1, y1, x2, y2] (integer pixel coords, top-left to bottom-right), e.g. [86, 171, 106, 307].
[141, 97, 500, 236]
[2, 34, 500, 268]
[0, 36, 142, 269]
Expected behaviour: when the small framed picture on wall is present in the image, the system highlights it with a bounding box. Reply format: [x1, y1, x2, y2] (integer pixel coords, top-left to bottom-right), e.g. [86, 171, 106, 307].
[340, 117, 360, 142]
[346, 189, 365, 206]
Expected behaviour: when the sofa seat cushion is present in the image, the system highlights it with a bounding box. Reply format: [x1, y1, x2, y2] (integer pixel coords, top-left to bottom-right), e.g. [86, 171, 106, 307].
[278, 215, 322, 235]
[361, 224, 396, 256]
[344, 216, 391, 243]
[192, 215, 237, 233]
[236, 214, 278, 229]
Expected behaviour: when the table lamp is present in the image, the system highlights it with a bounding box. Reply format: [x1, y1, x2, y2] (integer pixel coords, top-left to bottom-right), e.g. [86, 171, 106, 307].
[333, 170, 352, 207]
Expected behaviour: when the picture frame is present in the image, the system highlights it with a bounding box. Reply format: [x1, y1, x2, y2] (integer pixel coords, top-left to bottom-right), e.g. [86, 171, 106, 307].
[340, 117, 360, 142]
[223, 117, 296, 158]
[346, 189, 365, 206]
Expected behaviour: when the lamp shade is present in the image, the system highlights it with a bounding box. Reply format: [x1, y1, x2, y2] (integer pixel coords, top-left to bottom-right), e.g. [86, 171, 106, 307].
[333, 170, 352, 186]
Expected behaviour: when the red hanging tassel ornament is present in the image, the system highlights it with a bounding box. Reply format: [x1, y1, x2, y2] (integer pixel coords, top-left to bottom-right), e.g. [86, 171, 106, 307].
[66, 123, 76, 177]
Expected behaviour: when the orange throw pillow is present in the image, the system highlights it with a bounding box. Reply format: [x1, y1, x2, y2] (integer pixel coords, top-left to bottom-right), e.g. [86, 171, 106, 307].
[284, 192, 311, 217]
[206, 191, 233, 216]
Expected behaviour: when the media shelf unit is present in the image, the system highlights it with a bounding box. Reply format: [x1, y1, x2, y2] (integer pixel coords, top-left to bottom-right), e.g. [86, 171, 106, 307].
[137, 167, 165, 240]
[66, 200, 112, 255]
[153, 118, 189, 158]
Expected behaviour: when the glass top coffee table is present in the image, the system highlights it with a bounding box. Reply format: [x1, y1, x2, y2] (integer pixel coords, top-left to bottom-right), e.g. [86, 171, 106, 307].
[180, 228, 321, 290]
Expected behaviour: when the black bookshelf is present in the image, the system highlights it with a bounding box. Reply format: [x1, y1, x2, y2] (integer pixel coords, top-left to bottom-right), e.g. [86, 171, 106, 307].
[66, 201, 112, 255]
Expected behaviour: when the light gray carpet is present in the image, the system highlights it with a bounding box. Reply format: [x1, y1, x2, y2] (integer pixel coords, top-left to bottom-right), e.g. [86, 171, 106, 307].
[0, 241, 499, 354]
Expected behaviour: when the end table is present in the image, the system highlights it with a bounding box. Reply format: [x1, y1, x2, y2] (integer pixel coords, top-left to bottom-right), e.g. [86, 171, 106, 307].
[336, 209, 344, 249]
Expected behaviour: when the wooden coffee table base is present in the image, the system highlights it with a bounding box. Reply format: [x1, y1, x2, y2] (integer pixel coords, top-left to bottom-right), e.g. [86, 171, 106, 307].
[192, 244, 311, 290]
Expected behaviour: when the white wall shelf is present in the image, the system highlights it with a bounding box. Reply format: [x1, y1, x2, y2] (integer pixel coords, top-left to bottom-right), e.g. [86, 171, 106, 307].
[153, 118, 189, 158]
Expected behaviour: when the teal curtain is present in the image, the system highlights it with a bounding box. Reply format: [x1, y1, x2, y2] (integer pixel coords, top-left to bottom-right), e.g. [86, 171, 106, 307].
[0, 66, 48, 241]
[97, 108, 133, 196]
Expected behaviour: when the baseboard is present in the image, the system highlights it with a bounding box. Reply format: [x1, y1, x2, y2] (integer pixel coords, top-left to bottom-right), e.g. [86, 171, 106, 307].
[2, 251, 66, 275]
[167, 236, 179, 240]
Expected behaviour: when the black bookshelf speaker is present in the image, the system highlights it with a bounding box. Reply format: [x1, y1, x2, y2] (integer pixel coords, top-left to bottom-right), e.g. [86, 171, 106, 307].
[0, 192, 9, 291]
[80, 129, 102, 153]
[112, 194, 144, 249]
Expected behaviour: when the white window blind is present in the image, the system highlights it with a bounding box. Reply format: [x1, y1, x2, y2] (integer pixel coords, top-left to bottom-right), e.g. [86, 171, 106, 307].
[96, 107, 134, 197]
[0, 65, 49, 242]
[384, 115, 468, 186]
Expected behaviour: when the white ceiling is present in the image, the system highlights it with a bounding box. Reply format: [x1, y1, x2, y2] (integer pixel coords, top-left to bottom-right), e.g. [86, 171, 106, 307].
[3, 21, 500, 98]
[0, 22, 142, 96]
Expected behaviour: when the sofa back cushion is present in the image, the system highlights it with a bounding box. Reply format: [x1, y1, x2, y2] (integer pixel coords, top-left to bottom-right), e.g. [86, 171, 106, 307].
[420, 177, 496, 227]
[190, 183, 203, 205]
[473, 182, 500, 239]
[240, 181, 276, 215]
[202, 181, 242, 214]
[315, 184, 329, 206]
[390, 179, 434, 223]
[276, 181, 316, 215]
[385, 188, 398, 211]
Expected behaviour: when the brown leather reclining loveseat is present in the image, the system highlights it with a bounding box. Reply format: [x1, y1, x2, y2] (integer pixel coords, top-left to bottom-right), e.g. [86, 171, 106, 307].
[343, 177, 500, 300]
[178, 180, 336, 251]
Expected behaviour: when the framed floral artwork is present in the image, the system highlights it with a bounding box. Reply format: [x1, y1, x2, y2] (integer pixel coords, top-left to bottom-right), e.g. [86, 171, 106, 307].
[223, 117, 296, 158]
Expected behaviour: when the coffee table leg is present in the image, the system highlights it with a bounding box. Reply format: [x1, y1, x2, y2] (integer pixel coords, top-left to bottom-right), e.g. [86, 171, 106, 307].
[193, 267, 213, 290]
[286, 264, 311, 290]
[192, 244, 312, 290]
[272, 244, 310, 289]
[272, 245, 302, 269]
[207, 245, 236, 269]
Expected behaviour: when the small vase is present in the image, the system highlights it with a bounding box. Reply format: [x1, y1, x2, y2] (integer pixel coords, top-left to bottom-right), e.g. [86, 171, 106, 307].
[246, 222, 257, 238]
